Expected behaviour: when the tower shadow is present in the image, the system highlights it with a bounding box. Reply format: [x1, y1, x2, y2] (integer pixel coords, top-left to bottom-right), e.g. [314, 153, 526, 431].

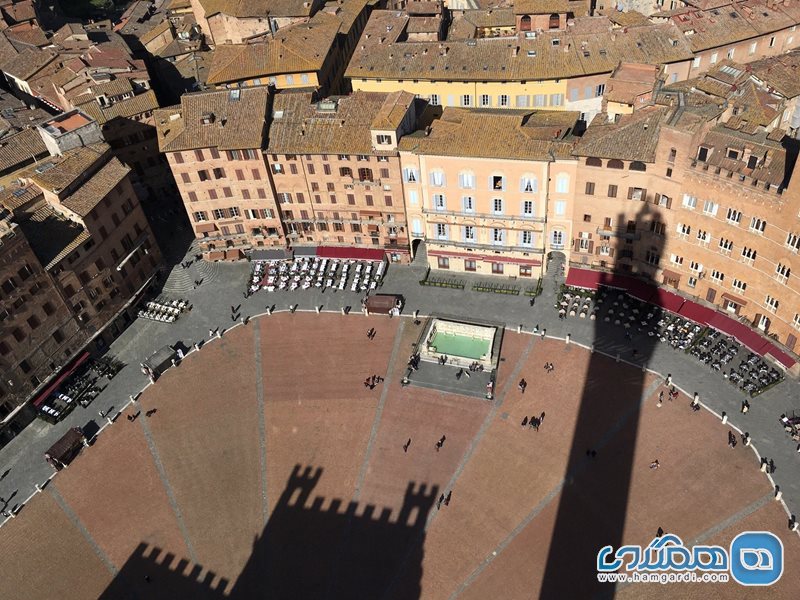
[99, 464, 434, 599]
[540, 202, 666, 598]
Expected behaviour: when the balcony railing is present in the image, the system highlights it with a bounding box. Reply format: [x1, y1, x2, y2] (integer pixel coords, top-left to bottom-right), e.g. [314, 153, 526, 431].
[596, 227, 641, 241]
[422, 207, 546, 223]
[427, 238, 545, 254]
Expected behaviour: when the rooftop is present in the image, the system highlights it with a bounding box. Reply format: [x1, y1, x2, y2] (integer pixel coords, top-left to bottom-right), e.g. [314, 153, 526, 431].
[74, 89, 160, 125]
[605, 62, 661, 104]
[267, 91, 415, 155]
[61, 157, 131, 218]
[206, 11, 342, 85]
[18, 202, 90, 269]
[0, 128, 49, 175]
[25, 143, 109, 195]
[346, 11, 693, 82]
[198, 0, 314, 19]
[155, 86, 270, 152]
[748, 50, 800, 99]
[398, 107, 577, 161]
[573, 106, 670, 162]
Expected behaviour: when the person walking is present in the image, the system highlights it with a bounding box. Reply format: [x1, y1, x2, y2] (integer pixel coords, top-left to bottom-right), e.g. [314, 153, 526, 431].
[518, 379, 527, 393]
[445, 491, 451, 506]
[650, 459, 660, 470]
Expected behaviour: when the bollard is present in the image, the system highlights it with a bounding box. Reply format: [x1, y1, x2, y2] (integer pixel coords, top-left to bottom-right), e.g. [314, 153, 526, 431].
[793, 521, 799, 532]
[217, 330, 222, 338]
[565, 333, 571, 344]
[517, 324, 522, 334]
[540, 329, 546, 340]
[776, 489, 783, 501]
[616, 353, 620, 363]
[194, 343, 200, 352]
[413, 310, 419, 320]
[315, 306, 321, 314]
[364, 307, 370, 316]
[130, 394, 137, 403]
[666, 374, 672, 387]
[722, 411, 728, 425]
[744, 433, 751, 446]
[761, 462, 768, 472]
[693, 393, 699, 404]
[106, 416, 114, 426]
[341, 307, 346, 315]
[35, 483, 41, 492]
[590, 343, 595, 353]
[266, 307, 272, 316]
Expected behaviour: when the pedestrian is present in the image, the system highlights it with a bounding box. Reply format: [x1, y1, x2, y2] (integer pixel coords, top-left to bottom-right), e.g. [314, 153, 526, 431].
[437, 494, 444, 509]
[522, 416, 529, 427]
[144, 575, 151, 583]
[769, 459, 775, 474]
[98, 410, 105, 419]
[728, 431, 736, 448]
[659, 391, 664, 403]
[650, 459, 660, 470]
[656, 527, 664, 537]
[209, 329, 214, 338]
[591, 450, 597, 458]
[518, 378, 527, 393]
[445, 491, 451, 506]
[127, 414, 134, 422]
[403, 438, 411, 453]
[456, 369, 463, 380]
[530, 417, 539, 431]
[540, 411, 545, 423]
[741, 400, 749, 414]
[543, 362, 549, 371]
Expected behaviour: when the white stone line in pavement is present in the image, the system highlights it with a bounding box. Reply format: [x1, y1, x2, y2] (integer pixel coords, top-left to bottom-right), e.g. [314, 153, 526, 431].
[252, 320, 270, 528]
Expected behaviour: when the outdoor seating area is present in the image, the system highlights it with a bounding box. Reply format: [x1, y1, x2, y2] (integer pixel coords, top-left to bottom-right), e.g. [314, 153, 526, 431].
[249, 256, 386, 294]
[138, 297, 189, 323]
[559, 283, 785, 397]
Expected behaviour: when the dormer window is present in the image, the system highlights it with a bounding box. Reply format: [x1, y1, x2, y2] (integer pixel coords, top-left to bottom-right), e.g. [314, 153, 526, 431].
[200, 112, 214, 125]
[747, 155, 759, 169]
[376, 135, 392, 145]
[551, 39, 560, 47]
[726, 148, 740, 160]
[697, 146, 709, 162]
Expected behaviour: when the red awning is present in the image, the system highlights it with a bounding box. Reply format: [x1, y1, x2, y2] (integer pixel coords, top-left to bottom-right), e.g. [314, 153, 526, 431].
[31, 352, 90, 408]
[624, 279, 657, 303]
[677, 301, 716, 326]
[766, 345, 797, 369]
[649, 288, 685, 313]
[224, 249, 241, 260]
[708, 313, 770, 354]
[565, 268, 603, 290]
[316, 246, 385, 261]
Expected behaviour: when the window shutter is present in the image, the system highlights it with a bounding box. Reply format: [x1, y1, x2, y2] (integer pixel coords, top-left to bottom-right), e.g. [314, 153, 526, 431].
[627, 187, 634, 199]
[588, 241, 594, 253]
[609, 248, 615, 258]
[573, 238, 581, 251]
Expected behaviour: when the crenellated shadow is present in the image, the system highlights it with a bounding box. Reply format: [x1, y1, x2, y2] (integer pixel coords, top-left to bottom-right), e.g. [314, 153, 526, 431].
[99, 464, 434, 600]
[540, 201, 666, 598]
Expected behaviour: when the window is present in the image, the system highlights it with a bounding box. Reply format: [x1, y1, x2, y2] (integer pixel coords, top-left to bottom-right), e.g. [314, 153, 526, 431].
[492, 198, 503, 214]
[650, 221, 665, 235]
[271, 164, 283, 174]
[689, 260, 703, 273]
[692, 56, 701, 68]
[459, 171, 475, 189]
[702, 200, 718, 216]
[430, 171, 445, 187]
[787, 232, 800, 252]
[696, 229, 710, 244]
[515, 95, 529, 108]
[776, 263, 791, 284]
[749, 217, 766, 234]
[549, 94, 564, 106]
[710, 52, 718, 64]
[718, 237, 733, 254]
[697, 147, 709, 162]
[365, 195, 373, 206]
[213, 167, 225, 179]
[687, 276, 698, 288]
[222, 187, 232, 197]
[627, 187, 645, 201]
[749, 41, 757, 55]
[741, 246, 757, 264]
[347, 194, 355, 205]
[403, 167, 418, 183]
[554, 201, 566, 216]
[555, 174, 569, 194]
[607, 184, 617, 198]
[479, 94, 491, 107]
[682, 194, 697, 209]
[551, 230, 564, 248]
[676, 223, 691, 238]
[461, 95, 472, 107]
[376, 135, 392, 145]
[491, 175, 505, 190]
[521, 230, 533, 246]
[213, 208, 226, 219]
[727, 48, 735, 59]
[429, 94, 440, 106]
[607, 159, 624, 169]
[520, 175, 538, 193]
[464, 225, 475, 241]
[711, 269, 724, 283]
[498, 94, 509, 107]
[433, 194, 446, 210]
[438, 257, 450, 269]
[726, 208, 742, 225]
[278, 192, 292, 204]
[769, 36, 776, 48]
[384, 195, 393, 206]
[583, 214, 592, 223]
[670, 254, 684, 266]
[340, 167, 352, 177]
[492, 228, 504, 244]
[462, 196, 474, 212]
[358, 168, 373, 182]
[465, 259, 476, 272]
[520, 265, 532, 277]
[436, 223, 447, 239]
[765, 295, 779, 313]
[666, 168, 673, 178]
[794, 313, 800, 330]
[726, 148, 740, 160]
[585, 182, 595, 195]
[533, 94, 546, 107]
[629, 161, 646, 172]
[229, 207, 240, 217]
[522, 200, 534, 216]
[732, 278, 747, 292]
[174, 152, 184, 164]
[194, 211, 208, 222]
[492, 263, 504, 275]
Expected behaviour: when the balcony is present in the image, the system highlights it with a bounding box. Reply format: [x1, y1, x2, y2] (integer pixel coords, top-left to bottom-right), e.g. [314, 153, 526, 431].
[422, 208, 546, 223]
[427, 238, 545, 254]
[596, 227, 641, 241]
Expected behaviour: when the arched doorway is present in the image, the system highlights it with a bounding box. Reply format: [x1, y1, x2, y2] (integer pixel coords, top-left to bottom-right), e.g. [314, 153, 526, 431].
[549, 13, 560, 29]
[520, 15, 532, 32]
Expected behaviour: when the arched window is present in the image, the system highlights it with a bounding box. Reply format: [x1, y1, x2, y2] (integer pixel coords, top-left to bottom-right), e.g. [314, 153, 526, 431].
[520, 15, 532, 32]
[520, 174, 538, 193]
[555, 173, 569, 194]
[340, 167, 352, 177]
[607, 159, 624, 169]
[458, 171, 475, 189]
[549, 13, 560, 29]
[629, 161, 647, 172]
[585, 157, 602, 167]
[358, 168, 373, 182]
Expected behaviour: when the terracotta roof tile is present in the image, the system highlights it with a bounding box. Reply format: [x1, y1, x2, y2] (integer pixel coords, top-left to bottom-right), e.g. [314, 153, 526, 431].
[0, 128, 49, 174]
[573, 106, 668, 162]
